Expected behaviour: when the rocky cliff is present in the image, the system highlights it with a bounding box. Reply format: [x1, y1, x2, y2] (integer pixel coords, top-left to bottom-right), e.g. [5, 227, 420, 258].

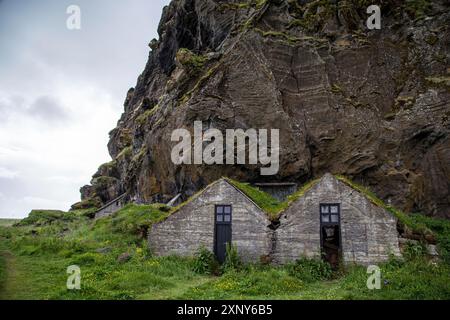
[72, 0, 450, 218]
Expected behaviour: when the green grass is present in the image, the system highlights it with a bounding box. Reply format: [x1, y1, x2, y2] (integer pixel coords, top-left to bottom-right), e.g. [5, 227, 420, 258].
[0, 252, 5, 293]
[225, 178, 282, 217]
[408, 214, 450, 262]
[175, 175, 432, 232]
[0, 205, 207, 300]
[0, 204, 449, 300]
[0, 219, 20, 227]
[17, 210, 77, 227]
[0, 175, 449, 300]
[225, 178, 320, 220]
[227, 177, 324, 219]
[179, 258, 450, 300]
[171, 177, 308, 220]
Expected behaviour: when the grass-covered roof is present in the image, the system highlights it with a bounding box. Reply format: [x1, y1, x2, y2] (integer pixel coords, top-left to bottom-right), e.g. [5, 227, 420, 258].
[335, 175, 434, 238]
[165, 175, 435, 238]
[224, 177, 320, 220]
[156, 177, 320, 222]
[108, 175, 433, 239]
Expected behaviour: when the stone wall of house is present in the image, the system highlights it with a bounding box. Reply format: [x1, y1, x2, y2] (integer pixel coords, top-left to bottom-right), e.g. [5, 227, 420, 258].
[274, 174, 401, 265]
[95, 198, 125, 219]
[148, 179, 272, 263]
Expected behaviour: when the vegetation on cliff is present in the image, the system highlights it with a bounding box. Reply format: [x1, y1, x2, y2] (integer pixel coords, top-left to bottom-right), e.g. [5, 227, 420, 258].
[77, 0, 449, 221]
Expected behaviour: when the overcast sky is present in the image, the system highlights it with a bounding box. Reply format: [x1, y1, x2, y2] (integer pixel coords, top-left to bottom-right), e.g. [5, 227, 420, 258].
[0, 0, 170, 218]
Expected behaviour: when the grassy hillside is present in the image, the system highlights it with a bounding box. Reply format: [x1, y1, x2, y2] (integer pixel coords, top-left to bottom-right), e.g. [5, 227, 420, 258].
[0, 205, 449, 300]
[0, 219, 20, 227]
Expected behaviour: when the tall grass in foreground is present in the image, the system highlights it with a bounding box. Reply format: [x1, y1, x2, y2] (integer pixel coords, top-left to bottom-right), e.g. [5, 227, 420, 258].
[0, 205, 448, 300]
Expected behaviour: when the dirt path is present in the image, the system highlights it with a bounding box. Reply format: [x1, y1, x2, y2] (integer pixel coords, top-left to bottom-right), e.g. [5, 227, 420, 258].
[0, 250, 19, 300]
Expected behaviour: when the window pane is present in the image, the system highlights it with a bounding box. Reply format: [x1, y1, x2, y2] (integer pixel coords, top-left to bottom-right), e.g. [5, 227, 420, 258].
[217, 214, 223, 222]
[322, 214, 330, 223]
[321, 206, 329, 214]
[216, 206, 223, 214]
[331, 214, 339, 223]
[224, 215, 231, 222]
[330, 206, 339, 214]
[224, 206, 231, 214]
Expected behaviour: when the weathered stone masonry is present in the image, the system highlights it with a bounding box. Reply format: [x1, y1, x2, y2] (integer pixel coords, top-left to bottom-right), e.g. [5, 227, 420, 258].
[149, 175, 402, 265]
[95, 194, 126, 219]
[149, 179, 273, 263]
[274, 174, 401, 265]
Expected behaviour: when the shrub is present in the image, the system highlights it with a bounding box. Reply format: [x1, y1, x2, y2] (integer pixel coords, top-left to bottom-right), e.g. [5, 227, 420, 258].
[176, 48, 207, 73]
[192, 247, 220, 275]
[409, 213, 450, 263]
[385, 253, 405, 270]
[222, 244, 242, 272]
[287, 257, 333, 282]
[99, 204, 169, 239]
[128, 240, 152, 262]
[403, 241, 427, 260]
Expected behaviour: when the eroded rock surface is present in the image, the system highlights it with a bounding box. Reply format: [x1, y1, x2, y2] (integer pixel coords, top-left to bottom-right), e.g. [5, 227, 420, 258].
[75, 0, 450, 218]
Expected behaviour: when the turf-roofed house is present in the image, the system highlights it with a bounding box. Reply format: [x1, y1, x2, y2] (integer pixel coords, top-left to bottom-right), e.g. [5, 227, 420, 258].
[273, 174, 401, 266]
[149, 178, 273, 264]
[148, 174, 402, 266]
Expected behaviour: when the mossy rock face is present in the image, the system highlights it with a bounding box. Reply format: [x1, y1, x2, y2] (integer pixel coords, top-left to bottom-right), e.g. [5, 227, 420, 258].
[93, 161, 120, 180]
[71, 197, 102, 211]
[136, 105, 159, 126]
[404, 0, 433, 19]
[116, 146, 132, 161]
[176, 48, 207, 74]
[141, 97, 153, 111]
[218, 2, 250, 12]
[76, 0, 450, 220]
[426, 76, 450, 89]
[90, 176, 121, 204]
[107, 128, 133, 160]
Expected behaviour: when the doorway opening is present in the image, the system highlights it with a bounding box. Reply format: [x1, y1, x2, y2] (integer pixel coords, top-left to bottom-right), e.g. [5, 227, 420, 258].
[320, 204, 341, 268]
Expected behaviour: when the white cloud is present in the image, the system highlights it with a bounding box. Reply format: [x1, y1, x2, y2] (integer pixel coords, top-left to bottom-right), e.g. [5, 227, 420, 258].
[46, 175, 87, 184]
[22, 196, 69, 209]
[28, 95, 69, 122]
[0, 83, 118, 216]
[0, 0, 171, 218]
[0, 167, 18, 179]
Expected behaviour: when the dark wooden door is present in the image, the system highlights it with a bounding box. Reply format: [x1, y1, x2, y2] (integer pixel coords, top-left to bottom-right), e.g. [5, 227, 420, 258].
[215, 205, 232, 264]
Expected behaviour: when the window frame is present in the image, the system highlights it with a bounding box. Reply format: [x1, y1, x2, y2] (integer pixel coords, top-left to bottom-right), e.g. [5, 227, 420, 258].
[215, 205, 232, 225]
[320, 203, 341, 225]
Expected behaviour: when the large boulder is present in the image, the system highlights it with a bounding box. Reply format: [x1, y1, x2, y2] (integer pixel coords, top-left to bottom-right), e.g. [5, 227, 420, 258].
[75, 0, 450, 218]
